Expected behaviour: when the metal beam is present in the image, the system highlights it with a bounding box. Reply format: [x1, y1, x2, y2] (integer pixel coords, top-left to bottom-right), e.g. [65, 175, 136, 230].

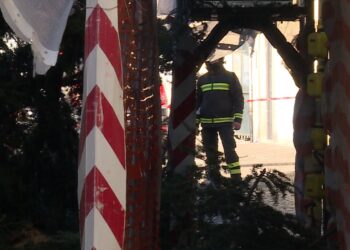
[189, 5, 306, 22]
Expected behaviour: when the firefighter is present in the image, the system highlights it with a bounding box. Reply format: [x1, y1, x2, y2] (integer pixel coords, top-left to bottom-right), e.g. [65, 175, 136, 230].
[196, 56, 244, 186]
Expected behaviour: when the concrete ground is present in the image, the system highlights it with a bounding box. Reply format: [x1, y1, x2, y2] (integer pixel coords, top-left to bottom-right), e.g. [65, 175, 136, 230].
[236, 140, 295, 177]
[236, 140, 296, 214]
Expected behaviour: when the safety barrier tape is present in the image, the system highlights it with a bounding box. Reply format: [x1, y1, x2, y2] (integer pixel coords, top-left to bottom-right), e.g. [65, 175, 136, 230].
[246, 96, 295, 102]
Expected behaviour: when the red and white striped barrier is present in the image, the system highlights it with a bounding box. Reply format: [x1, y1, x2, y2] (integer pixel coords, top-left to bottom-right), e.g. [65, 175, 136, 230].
[168, 72, 196, 173]
[323, 1, 350, 247]
[78, 1, 125, 249]
[168, 33, 197, 173]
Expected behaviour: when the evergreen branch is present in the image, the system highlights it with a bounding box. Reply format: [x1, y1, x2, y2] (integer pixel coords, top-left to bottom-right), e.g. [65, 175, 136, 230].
[245, 168, 266, 206]
[262, 176, 279, 204]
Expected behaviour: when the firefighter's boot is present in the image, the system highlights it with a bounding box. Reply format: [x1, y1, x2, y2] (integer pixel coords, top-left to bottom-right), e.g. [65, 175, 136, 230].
[228, 162, 242, 183]
[230, 173, 242, 183]
[208, 164, 221, 189]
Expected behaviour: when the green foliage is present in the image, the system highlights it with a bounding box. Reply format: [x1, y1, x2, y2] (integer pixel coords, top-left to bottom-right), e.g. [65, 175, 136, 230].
[0, 16, 35, 221]
[160, 163, 320, 250]
[0, 1, 85, 246]
[0, 220, 79, 250]
[15, 232, 80, 250]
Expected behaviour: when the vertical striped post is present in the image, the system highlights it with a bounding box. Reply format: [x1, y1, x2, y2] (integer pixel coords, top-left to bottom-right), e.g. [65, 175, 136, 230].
[323, 0, 350, 248]
[166, 23, 197, 249]
[78, 1, 126, 249]
[168, 28, 197, 174]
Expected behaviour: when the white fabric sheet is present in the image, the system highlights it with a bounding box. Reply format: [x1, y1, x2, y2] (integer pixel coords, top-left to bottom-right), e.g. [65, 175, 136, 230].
[0, 0, 74, 74]
[157, 0, 176, 16]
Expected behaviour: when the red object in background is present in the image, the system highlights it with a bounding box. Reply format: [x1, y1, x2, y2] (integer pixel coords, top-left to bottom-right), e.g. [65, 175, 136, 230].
[160, 83, 170, 108]
[160, 83, 169, 133]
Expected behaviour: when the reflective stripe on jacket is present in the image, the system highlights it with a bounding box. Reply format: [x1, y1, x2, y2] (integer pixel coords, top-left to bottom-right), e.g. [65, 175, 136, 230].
[200, 83, 230, 92]
[196, 66, 244, 125]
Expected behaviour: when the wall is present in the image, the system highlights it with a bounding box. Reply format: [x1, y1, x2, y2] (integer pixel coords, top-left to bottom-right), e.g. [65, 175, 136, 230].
[227, 22, 299, 145]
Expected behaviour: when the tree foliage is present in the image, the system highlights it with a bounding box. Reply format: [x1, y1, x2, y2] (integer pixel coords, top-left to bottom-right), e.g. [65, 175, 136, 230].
[160, 164, 321, 250]
[0, 2, 85, 247]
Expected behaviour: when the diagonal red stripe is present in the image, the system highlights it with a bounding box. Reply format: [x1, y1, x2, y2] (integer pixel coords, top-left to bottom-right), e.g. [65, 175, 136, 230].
[327, 187, 350, 236]
[78, 86, 125, 167]
[172, 90, 196, 129]
[331, 63, 350, 99]
[169, 133, 195, 168]
[80, 166, 125, 247]
[322, 1, 335, 23]
[329, 19, 350, 51]
[85, 5, 122, 83]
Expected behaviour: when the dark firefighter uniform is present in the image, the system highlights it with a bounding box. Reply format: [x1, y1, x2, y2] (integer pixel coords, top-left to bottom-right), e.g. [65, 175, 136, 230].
[196, 58, 244, 183]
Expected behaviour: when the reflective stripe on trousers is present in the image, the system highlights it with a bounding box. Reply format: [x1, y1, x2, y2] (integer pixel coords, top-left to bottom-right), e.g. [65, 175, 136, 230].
[200, 117, 234, 124]
[201, 125, 240, 174]
[227, 162, 241, 175]
[200, 113, 243, 124]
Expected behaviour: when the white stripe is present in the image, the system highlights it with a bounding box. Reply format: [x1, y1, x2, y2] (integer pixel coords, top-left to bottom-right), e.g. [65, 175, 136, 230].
[81, 207, 121, 250]
[84, 46, 125, 129]
[171, 73, 196, 109]
[86, 0, 119, 29]
[174, 155, 196, 174]
[168, 111, 196, 149]
[78, 127, 126, 209]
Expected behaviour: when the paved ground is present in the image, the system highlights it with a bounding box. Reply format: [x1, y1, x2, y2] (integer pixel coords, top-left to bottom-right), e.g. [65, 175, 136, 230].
[235, 140, 295, 177]
[235, 140, 296, 214]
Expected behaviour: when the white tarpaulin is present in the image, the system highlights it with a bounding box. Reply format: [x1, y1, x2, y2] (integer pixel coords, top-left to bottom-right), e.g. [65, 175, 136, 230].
[0, 0, 74, 74]
[157, 0, 176, 16]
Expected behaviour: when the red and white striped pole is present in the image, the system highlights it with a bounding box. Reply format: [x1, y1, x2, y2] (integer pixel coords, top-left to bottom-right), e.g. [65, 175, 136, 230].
[323, 0, 350, 247]
[78, 1, 126, 249]
[168, 30, 197, 174]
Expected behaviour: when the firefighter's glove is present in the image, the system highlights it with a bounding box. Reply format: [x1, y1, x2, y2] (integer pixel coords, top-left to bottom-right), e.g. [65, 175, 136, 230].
[233, 122, 241, 130]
